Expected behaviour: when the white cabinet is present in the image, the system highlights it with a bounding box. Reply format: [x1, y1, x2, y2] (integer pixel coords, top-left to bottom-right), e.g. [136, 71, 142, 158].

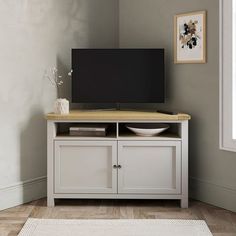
[118, 141, 181, 194]
[46, 110, 190, 208]
[54, 141, 117, 194]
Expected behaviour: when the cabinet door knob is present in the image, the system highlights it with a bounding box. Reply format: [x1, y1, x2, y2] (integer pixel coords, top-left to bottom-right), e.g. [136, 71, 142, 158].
[113, 165, 118, 169]
[118, 165, 122, 169]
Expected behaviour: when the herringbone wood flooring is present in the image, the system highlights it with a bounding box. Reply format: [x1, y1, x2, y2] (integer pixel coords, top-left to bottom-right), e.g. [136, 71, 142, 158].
[0, 199, 235, 236]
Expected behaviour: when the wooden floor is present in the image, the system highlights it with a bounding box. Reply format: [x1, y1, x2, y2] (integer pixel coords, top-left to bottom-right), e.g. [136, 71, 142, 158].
[0, 199, 235, 236]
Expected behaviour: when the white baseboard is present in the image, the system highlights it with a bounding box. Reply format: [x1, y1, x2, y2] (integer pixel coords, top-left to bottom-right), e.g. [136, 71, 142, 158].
[1, 176, 236, 212]
[0, 176, 47, 211]
[190, 177, 236, 212]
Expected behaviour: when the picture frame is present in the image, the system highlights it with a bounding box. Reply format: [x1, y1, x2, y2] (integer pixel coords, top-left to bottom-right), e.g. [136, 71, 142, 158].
[174, 11, 206, 64]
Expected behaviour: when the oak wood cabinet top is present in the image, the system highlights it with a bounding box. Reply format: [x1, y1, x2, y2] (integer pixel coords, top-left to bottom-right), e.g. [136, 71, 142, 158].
[46, 110, 191, 121]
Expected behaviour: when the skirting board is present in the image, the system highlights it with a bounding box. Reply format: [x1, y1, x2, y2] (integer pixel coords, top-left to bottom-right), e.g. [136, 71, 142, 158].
[1, 176, 235, 212]
[190, 177, 236, 212]
[0, 176, 47, 211]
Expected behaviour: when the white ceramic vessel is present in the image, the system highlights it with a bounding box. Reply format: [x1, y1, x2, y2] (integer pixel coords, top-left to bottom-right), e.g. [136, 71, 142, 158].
[126, 123, 169, 137]
[54, 98, 69, 114]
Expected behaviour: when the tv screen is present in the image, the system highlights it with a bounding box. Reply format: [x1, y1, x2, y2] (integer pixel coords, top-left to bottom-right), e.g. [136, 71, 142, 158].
[72, 49, 165, 103]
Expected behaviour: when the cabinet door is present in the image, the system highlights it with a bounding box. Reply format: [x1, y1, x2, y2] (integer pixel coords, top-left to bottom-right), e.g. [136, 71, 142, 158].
[55, 141, 117, 194]
[118, 141, 181, 194]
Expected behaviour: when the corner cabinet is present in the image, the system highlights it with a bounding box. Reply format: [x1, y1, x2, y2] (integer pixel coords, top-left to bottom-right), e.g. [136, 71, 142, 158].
[46, 110, 190, 208]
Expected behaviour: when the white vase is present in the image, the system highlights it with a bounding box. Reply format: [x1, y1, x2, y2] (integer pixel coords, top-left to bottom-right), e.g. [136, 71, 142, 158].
[54, 98, 69, 114]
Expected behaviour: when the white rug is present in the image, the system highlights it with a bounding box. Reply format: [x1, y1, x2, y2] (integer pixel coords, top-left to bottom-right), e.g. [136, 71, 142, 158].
[18, 219, 213, 236]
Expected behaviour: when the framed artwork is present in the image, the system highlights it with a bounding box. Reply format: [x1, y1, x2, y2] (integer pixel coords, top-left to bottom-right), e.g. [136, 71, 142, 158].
[174, 11, 206, 64]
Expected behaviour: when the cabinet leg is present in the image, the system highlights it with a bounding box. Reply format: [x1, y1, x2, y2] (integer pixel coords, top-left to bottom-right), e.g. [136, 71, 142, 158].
[181, 198, 188, 208]
[47, 197, 55, 207]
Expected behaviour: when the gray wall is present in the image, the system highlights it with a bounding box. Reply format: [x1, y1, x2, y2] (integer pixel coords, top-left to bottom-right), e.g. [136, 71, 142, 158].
[0, 0, 118, 209]
[1, 0, 235, 212]
[119, 0, 236, 211]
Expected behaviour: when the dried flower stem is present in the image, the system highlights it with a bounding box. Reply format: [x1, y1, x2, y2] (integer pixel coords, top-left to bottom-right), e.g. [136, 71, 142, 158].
[45, 67, 64, 98]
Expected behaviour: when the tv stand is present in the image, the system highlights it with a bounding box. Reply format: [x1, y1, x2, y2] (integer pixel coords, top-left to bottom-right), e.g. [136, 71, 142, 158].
[156, 110, 176, 115]
[84, 103, 122, 111]
[116, 103, 121, 110]
[46, 110, 191, 208]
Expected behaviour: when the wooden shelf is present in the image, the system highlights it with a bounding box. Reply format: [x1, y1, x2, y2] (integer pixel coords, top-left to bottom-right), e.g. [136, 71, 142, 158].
[46, 110, 191, 121]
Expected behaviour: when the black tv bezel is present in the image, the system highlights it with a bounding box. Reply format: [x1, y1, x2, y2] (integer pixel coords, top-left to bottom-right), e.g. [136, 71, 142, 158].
[71, 48, 165, 104]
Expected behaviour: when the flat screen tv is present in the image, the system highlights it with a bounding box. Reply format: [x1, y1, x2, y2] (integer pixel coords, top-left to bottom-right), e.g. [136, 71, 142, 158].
[72, 49, 165, 103]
